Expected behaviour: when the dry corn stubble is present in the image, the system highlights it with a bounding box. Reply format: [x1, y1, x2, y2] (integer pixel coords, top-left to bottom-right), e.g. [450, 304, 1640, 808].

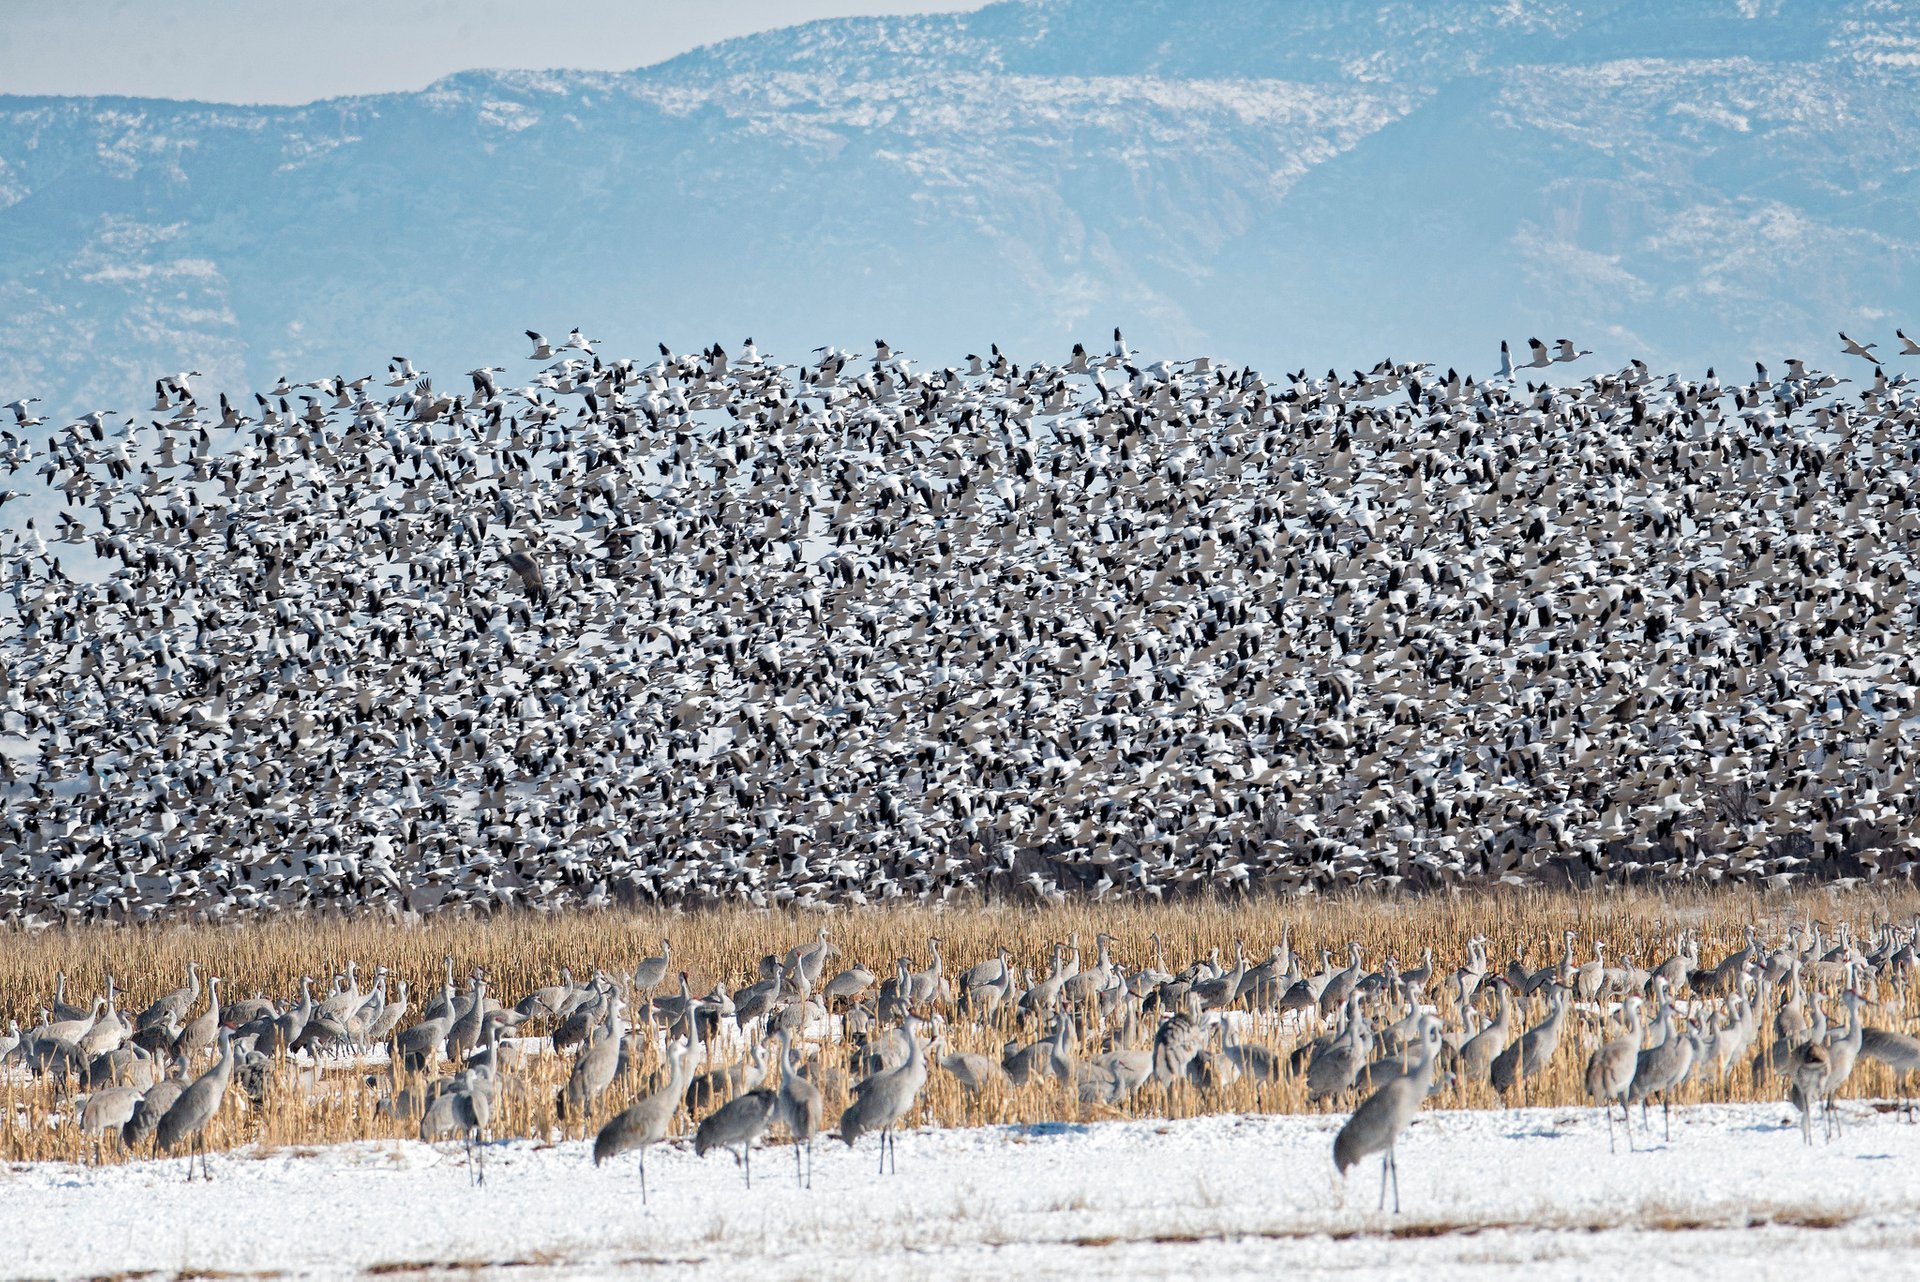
[4, 885, 1916, 1165]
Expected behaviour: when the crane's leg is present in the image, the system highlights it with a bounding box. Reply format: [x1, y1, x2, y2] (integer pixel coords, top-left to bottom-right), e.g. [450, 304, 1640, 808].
[1622, 1096, 1635, 1151]
[877, 1129, 886, 1174]
[1378, 1151, 1389, 1211]
[1603, 1103, 1614, 1154]
[795, 1139, 804, 1188]
[1390, 1146, 1401, 1214]
[640, 1150, 649, 1207]
[744, 1144, 752, 1189]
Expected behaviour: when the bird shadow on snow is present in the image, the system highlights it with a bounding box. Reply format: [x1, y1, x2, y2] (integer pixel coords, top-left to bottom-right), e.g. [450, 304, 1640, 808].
[1003, 1122, 1092, 1139]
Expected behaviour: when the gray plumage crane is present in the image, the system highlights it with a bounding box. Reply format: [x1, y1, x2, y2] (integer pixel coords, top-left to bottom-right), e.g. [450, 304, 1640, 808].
[78, 1085, 144, 1164]
[594, 1039, 693, 1204]
[1628, 982, 1693, 1141]
[137, 962, 200, 1032]
[1859, 1024, 1920, 1115]
[776, 1032, 824, 1189]
[694, 1087, 778, 1187]
[1455, 979, 1514, 1087]
[172, 975, 223, 1062]
[1789, 1040, 1832, 1146]
[1334, 1014, 1440, 1213]
[840, 1015, 928, 1173]
[393, 981, 459, 1071]
[1151, 992, 1208, 1088]
[1491, 984, 1569, 1103]
[155, 1027, 235, 1181]
[420, 1041, 498, 1185]
[501, 542, 547, 608]
[1584, 995, 1645, 1153]
[632, 939, 673, 998]
[122, 1059, 188, 1151]
[559, 993, 626, 1123]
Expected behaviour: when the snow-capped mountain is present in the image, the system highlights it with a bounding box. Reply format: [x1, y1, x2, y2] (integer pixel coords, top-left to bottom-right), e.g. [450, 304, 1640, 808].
[0, 0, 1915, 424]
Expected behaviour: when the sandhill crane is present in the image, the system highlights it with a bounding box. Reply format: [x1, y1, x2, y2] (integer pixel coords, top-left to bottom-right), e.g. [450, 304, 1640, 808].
[595, 1040, 694, 1204]
[123, 1059, 188, 1151]
[1790, 1040, 1832, 1145]
[1815, 989, 1865, 1138]
[695, 1088, 778, 1187]
[1860, 1024, 1920, 1114]
[1152, 992, 1209, 1089]
[138, 963, 200, 1031]
[1628, 982, 1694, 1141]
[1492, 985, 1569, 1103]
[633, 940, 673, 998]
[1585, 996, 1645, 1152]
[393, 980, 459, 1071]
[1334, 1015, 1440, 1212]
[1078, 1046, 1154, 1105]
[1456, 979, 1514, 1087]
[559, 994, 626, 1122]
[420, 1062, 497, 1185]
[1306, 994, 1374, 1102]
[156, 1028, 235, 1180]
[939, 1045, 1009, 1095]
[776, 1032, 824, 1188]
[825, 964, 877, 1010]
[840, 1016, 929, 1173]
[78, 1086, 144, 1164]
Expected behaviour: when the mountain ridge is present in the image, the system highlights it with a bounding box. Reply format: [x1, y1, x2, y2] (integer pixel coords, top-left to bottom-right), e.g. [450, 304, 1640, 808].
[0, 0, 1916, 435]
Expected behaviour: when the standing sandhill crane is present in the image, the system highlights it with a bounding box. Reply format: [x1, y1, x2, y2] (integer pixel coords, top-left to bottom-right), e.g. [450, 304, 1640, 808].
[825, 964, 877, 1010]
[1152, 992, 1209, 1089]
[1585, 996, 1645, 1152]
[1456, 979, 1514, 1087]
[138, 962, 200, 1031]
[559, 994, 626, 1122]
[1790, 1040, 1832, 1146]
[840, 1016, 929, 1174]
[776, 1032, 824, 1188]
[595, 1040, 694, 1204]
[695, 1087, 778, 1187]
[78, 1085, 144, 1164]
[633, 939, 673, 998]
[122, 1059, 188, 1151]
[1334, 1015, 1441, 1213]
[156, 1028, 235, 1181]
[1628, 981, 1694, 1141]
[394, 981, 459, 1071]
[1492, 985, 1569, 1104]
[171, 975, 222, 1062]
[1859, 1024, 1920, 1115]
[1815, 988, 1865, 1138]
[420, 1033, 498, 1185]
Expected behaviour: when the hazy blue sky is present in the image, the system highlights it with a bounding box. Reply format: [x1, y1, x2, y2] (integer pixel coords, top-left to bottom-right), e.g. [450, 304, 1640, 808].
[0, 1, 989, 104]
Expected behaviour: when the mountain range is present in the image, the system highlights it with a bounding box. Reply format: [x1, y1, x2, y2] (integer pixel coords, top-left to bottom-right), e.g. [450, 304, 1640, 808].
[1, 0, 1916, 428]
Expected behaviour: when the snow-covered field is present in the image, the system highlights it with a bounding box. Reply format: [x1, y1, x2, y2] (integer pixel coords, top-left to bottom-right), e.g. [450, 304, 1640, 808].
[8, 1102, 1920, 1280]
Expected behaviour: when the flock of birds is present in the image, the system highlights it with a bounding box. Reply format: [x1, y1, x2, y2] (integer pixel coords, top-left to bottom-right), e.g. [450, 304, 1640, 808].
[2, 326, 1920, 919]
[7, 920, 1920, 1209]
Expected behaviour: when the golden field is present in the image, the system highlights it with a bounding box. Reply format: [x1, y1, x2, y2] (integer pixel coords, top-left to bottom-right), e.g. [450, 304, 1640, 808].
[4, 886, 1916, 1165]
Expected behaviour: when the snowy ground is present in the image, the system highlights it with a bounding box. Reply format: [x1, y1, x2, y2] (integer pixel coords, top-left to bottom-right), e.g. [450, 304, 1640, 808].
[8, 1101, 1920, 1280]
